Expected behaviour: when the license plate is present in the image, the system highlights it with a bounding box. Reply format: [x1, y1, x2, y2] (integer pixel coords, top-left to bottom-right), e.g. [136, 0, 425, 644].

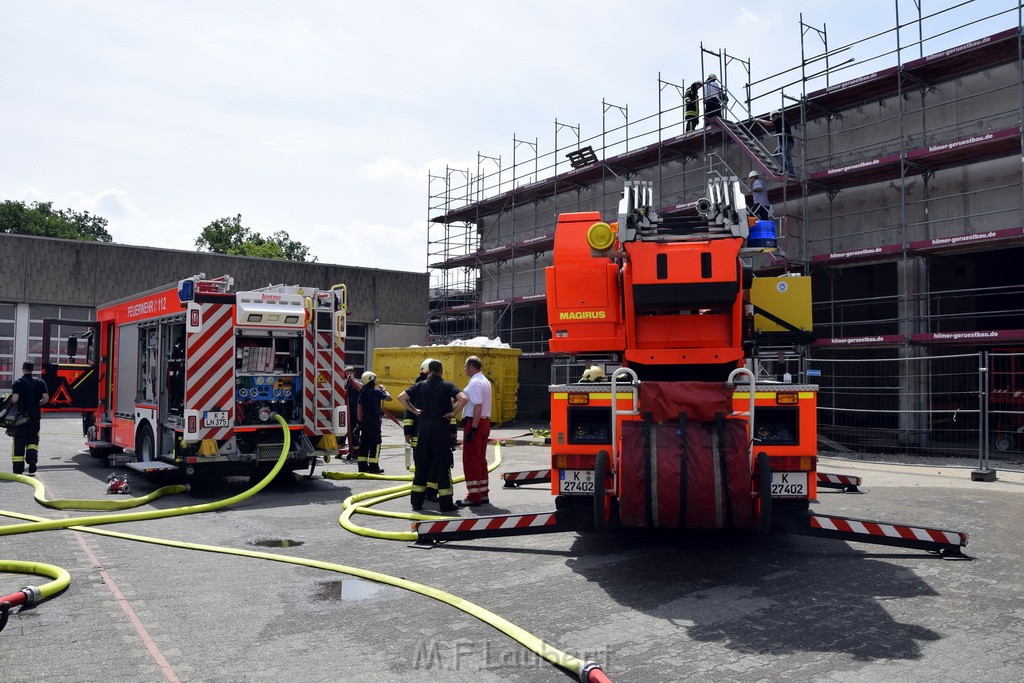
[771, 472, 807, 498]
[203, 411, 229, 428]
[559, 469, 595, 495]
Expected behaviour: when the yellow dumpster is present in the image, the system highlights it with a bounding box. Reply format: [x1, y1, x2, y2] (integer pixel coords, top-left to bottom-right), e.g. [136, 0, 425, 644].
[372, 346, 522, 426]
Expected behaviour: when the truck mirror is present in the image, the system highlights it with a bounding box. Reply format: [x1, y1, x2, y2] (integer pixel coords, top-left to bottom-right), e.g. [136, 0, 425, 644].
[67, 336, 78, 361]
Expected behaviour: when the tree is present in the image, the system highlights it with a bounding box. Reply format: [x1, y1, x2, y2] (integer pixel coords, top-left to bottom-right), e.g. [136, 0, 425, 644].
[195, 214, 316, 262]
[0, 200, 113, 242]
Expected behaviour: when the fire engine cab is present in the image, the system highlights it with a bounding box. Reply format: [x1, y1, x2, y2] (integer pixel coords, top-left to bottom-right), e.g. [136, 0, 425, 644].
[41, 274, 349, 479]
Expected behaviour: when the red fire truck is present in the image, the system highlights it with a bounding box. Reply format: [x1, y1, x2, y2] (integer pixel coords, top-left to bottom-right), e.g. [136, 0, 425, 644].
[41, 274, 349, 479]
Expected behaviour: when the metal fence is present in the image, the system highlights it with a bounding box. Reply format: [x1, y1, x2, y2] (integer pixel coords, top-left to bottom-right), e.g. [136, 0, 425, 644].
[808, 350, 1024, 460]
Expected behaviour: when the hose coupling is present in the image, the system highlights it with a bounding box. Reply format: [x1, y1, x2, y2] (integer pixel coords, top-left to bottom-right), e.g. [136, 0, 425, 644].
[20, 585, 42, 608]
[579, 661, 607, 682]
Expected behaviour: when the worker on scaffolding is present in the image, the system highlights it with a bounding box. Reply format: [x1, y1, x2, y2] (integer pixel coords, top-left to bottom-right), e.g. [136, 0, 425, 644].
[747, 170, 774, 220]
[684, 81, 702, 131]
[755, 110, 796, 175]
[703, 74, 726, 123]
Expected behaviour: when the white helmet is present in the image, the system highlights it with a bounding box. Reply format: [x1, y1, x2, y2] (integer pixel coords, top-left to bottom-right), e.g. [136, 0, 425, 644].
[772, 110, 782, 118]
[706, 73, 717, 81]
[419, 358, 437, 374]
[748, 171, 759, 179]
[360, 371, 376, 384]
[580, 365, 607, 382]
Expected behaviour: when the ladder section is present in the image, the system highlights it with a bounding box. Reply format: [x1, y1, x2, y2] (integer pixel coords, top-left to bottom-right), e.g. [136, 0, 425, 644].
[713, 118, 785, 180]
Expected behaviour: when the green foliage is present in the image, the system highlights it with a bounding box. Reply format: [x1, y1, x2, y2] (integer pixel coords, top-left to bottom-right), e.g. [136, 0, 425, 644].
[0, 200, 113, 242]
[195, 214, 316, 262]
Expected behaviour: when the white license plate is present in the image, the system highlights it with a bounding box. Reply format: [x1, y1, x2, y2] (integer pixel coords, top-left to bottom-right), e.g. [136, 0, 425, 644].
[771, 472, 807, 498]
[559, 469, 595, 495]
[203, 411, 229, 428]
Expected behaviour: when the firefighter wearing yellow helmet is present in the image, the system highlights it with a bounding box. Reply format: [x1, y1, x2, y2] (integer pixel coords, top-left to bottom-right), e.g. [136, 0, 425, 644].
[356, 370, 391, 474]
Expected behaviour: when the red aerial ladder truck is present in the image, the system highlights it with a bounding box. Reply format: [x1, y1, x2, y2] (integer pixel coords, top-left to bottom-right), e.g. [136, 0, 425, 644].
[41, 274, 350, 479]
[412, 179, 968, 556]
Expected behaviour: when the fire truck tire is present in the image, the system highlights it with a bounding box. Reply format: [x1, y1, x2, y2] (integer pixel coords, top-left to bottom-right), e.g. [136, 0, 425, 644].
[594, 450, 610, 532]
[135, 426, 155, 462]
[756, 451, 772, 535]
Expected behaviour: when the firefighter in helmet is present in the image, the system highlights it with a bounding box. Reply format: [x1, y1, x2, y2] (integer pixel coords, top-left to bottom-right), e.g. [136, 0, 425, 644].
[356, 370, 391, 474]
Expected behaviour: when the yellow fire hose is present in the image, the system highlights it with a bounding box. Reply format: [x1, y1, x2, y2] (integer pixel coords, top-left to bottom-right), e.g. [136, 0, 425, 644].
[0, 472, 187, 511]
[0, 419, 609, 681]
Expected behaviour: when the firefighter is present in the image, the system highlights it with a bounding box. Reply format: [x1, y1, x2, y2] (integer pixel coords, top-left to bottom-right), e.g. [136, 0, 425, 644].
[404, 358, 438, 499]
[342, 366, 362, 460]
[684, 81, 702, 131]
[7, 361, 49, 475]
[356, 371, 391, 474]
[398, 360, 468, 512]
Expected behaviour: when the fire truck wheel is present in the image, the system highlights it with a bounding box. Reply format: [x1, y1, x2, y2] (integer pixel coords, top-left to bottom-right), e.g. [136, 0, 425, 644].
[593, 450, 610, 532]
[756, 451, 772, 535]
[136, 427, 156, 462]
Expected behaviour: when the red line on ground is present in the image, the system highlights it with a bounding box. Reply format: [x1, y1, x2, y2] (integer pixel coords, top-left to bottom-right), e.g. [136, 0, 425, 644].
[71, 533, 180, 682]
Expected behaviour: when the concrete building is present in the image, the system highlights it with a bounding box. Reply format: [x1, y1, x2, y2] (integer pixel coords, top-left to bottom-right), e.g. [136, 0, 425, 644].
[0, 233, 427, 392]
[427, 2, 1024, 432]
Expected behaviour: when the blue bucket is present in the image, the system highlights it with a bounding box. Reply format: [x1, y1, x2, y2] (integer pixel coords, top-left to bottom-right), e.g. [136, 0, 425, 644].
[748, 220, 777, 248]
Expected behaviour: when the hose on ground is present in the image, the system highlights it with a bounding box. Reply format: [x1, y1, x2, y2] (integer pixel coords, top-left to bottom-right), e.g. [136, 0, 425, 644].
[0, 472, 187, 510]
[0, 416, 291, 537]
[332, 443, 504, 541]
[0, 560, 71, 632]
[0, 423, 610, 680]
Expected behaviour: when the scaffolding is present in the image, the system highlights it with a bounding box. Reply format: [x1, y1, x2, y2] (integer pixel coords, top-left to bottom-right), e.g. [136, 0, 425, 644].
[427, 0, 1024, 423]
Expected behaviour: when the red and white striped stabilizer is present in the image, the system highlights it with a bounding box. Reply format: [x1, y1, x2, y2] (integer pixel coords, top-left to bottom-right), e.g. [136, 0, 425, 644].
[412, 512, 562, 544]
[816, 472, 863, 491]
[501, 469, 552, 488]
[804, 513, 968, 555]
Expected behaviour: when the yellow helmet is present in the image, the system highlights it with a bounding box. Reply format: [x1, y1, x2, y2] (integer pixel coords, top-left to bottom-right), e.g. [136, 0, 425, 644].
[420, 358, 437, 374]
[580, 365, 606, 382]
[360, 371, 376, 384]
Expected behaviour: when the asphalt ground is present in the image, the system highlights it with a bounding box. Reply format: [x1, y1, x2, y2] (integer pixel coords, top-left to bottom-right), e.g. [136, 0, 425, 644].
[2, 417, 1023, 682]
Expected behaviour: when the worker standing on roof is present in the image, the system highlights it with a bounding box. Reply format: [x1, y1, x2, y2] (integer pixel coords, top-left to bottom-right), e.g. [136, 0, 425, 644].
[457, 355, 493, 507]
[356, 371, 390, 474]
[703, 74, 726, 123]
[398, 360, 468, 512]
[756, 110, 796, 175]
[747, 171, 773, 220]
[684, 81, 702, 131]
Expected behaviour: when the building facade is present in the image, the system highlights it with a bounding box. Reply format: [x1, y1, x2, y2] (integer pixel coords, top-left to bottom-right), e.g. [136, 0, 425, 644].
[427, 2, 1024, 441]
[0, 233, 427, 392]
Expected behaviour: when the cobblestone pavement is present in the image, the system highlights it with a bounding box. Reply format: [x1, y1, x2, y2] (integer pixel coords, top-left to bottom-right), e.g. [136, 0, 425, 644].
[1, 417, 1022, 682]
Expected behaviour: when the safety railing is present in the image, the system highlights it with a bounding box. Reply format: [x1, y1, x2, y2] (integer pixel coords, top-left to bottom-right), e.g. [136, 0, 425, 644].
[808, 350, 1024, 460]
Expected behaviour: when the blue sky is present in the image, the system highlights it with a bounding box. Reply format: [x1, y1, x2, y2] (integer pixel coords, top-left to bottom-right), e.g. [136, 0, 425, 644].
[1, 1, 1015, 272]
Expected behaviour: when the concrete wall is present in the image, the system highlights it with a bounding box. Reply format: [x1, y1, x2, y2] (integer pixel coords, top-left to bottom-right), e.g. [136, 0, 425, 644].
[0, 233, 428, 328]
